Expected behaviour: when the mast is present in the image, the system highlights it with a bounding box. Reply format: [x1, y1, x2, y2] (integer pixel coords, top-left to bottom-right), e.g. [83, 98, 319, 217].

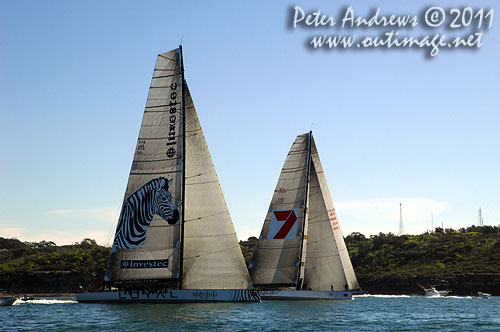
[296, 130, 312, 290]
[179, 45, 186, 289]
[398, 202, 403, 236]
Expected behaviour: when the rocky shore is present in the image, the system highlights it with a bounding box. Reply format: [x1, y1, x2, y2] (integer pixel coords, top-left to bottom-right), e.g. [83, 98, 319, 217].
[358, 274, 500, 296]
[1, 271, 499, 296]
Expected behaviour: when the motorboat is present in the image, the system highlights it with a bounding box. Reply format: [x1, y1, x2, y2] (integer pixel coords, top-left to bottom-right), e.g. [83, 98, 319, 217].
[417, 282, 449, 297]
[478, 292, 491, 299]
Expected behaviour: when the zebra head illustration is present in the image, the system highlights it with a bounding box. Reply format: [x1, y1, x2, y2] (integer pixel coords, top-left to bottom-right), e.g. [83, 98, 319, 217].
[156, 177, 180, 225]
[112, 176, 179, 250]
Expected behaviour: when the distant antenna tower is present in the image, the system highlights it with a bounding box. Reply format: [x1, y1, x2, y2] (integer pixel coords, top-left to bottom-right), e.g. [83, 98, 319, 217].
[478, 208, 484, 226]
[399, 203, 404, 235]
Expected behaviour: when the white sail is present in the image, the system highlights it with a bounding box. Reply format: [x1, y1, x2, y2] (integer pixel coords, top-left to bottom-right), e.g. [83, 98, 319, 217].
[250, 134, 309, 286]
[104, 47, 252, 291]
[182, 85, 252, 289]
[308, 137, 359, 290]
[105, 49, 183, 283]
[251, 132, 359, 292]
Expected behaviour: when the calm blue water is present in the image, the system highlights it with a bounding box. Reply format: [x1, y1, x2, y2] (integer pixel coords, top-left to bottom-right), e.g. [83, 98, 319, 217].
[2, 295, 499, 331]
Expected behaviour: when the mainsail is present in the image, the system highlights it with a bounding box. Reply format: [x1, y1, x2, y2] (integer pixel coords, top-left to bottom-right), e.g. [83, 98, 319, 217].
[250, 132, 359, 291]
[250, 134, 310, 287]
[105, 47, 251, 290]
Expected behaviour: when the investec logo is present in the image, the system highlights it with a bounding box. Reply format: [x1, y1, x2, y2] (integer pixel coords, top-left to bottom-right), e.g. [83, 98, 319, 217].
[121, 259, 169, 269]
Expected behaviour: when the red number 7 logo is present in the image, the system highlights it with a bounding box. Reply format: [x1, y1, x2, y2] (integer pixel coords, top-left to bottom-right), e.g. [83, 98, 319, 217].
[272, 210, 298, 239]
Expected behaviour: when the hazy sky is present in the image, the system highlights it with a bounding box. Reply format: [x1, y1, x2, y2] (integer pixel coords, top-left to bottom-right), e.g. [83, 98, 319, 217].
[1, 1, 499, 245]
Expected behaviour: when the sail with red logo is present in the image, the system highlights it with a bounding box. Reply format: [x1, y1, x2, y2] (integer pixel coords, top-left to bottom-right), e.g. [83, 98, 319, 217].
[250, 132, 360, 300]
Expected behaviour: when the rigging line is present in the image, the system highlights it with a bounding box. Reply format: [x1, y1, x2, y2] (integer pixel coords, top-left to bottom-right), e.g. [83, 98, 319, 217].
[105, 204, 122, 247]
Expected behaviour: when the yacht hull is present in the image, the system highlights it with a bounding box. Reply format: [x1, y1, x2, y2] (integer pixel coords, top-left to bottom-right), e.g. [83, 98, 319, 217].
[76, 289, 260, 303]
[261, 289, 352, 300]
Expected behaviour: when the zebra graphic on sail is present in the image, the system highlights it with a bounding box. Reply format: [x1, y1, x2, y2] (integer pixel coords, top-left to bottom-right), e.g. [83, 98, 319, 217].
[112, 177, 179, 251]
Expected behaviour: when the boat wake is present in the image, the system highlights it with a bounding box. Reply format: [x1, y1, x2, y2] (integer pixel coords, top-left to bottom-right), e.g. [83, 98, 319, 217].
[13, 299, 77, 305]
[354, 294, 411, 298]
[426, 295, 473, 299]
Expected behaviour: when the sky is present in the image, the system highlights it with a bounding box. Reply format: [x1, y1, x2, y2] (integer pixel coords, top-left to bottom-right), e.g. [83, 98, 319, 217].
[1, 1, 499, 245]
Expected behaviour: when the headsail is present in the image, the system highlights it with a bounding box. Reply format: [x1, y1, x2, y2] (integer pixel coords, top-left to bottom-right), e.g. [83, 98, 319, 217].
[182, 85, 252, 289]
[304, 137, 359, 291]
[105, 49, 183, 283]
[250, 132, 359, 291]
[250, 134, 310, 287]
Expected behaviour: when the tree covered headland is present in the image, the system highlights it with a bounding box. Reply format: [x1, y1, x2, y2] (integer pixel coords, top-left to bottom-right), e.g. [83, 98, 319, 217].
[0, 238, 109, 274]
[345, 226, 500, 280]
[1, 226, 499, 294]
[240, 226, 500, 295]
[0, 238, 110, 294]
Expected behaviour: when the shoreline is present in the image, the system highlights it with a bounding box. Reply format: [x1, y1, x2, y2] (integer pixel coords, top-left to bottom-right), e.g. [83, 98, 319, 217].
[1, 293, 76, 297]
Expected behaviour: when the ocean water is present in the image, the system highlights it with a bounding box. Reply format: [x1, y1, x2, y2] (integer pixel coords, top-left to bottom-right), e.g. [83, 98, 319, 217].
[2, 295, 499, 331]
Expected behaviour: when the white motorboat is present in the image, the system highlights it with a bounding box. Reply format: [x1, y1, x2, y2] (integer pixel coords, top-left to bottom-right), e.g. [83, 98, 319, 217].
[417, 283, 449, 297]
[478, 292, 491, 299]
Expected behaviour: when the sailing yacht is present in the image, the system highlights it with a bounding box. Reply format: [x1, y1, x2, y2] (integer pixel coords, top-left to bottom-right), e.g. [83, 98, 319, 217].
[249, 132, 360, 300]
[76, 47, 260, 303]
